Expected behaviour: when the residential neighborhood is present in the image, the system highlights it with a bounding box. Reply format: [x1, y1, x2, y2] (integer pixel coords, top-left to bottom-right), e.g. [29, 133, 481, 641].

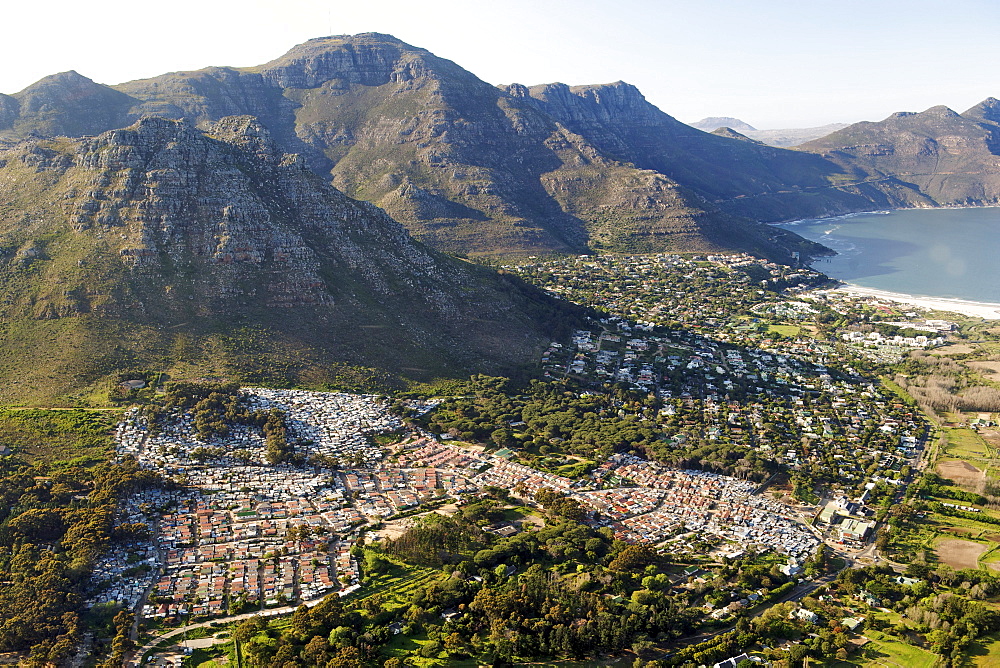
[94, 386, 845, 628]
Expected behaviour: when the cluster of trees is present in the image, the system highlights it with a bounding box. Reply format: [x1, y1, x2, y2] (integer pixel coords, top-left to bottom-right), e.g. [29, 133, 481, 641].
[417, 376, 779, 481]
[383, 512, 490, 567]
[228, 595, 378, 667]
[893, 352, 1000, 414]
[264, 407, 293, 465]
[141, 381, 296, 463]
[533, 488, 586, 521]
[0, 456, 162, 664]
[834, 565, 1000, 667]
[917, 473, 987, 505]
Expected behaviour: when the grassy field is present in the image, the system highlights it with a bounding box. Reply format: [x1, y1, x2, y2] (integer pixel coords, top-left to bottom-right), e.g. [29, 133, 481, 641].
[945, 427, 994, 462]
[0, 407, 119, 464]
[823, 629, 939, 668]
[503, 506, 539, 521]
[964, 632, 1000, 667]
[767, 324, 801, 337]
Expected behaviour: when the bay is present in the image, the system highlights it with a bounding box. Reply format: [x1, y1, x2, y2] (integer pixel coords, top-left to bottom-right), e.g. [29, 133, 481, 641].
[778, 207, 1000, 304]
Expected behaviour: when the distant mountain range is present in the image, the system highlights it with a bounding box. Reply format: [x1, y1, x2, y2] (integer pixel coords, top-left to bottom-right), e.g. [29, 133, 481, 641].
[689, 117, 851, 147]
[0, 33, 873, 261]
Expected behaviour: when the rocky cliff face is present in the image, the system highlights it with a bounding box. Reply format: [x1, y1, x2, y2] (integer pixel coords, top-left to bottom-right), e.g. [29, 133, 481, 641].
[0, 33, 828, 260]
[0, 116, 580, 403]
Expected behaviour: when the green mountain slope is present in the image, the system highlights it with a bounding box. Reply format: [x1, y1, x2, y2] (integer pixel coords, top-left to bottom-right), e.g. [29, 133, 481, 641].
[801, 100, 1000, 205]
[0, 116, 580, 404]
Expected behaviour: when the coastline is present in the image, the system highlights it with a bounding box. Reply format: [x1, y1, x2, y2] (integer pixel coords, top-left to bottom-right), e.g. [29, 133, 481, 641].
[823, 284, 1000, 320]
[772, 202, 1000, 228]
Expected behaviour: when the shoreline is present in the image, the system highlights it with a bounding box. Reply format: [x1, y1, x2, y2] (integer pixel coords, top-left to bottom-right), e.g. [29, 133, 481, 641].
[772, 202, 1000, 228]
[821, 284, 1000, 320]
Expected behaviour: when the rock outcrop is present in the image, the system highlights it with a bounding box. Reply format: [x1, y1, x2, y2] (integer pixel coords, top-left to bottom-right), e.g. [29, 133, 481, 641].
[0, 116, 582, 403]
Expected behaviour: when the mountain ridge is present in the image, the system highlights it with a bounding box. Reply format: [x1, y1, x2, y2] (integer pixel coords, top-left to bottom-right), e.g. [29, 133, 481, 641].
[0, 115, 582, 404]
[5, 33, 1000, 261]
[1, 34, 832, 261]
[801, 101, 1000, 206]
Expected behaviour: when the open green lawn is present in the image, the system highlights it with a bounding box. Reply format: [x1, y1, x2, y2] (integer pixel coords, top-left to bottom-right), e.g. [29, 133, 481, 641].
[0, 407, 119, 464]
[503, 506, 539, 521]
[768, 324, 801, 337]
[847, 629, 938, 668]
[945, 427, 993, 461]
[964, 632, 1000, 667]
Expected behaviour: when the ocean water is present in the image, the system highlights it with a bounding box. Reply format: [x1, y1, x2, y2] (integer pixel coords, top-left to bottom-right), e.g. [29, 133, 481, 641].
[778, 208, 1000, 304]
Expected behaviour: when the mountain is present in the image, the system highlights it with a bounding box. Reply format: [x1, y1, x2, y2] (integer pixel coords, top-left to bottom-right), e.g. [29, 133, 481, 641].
[691, 117, 850, 147]
[16, 33, 995, 259]
[0, 116, 581, 404]
[513, 81, 915, 223]
[0, 71, 137, 139]
[690, 117, 757, 134]
[116, 34, 822, 259]
[801, 100, 1000, 205]
[0, 34, 831, 260]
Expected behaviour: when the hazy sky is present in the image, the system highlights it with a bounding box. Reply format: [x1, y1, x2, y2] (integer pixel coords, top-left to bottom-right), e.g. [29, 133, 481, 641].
[3, 0, 998, 128]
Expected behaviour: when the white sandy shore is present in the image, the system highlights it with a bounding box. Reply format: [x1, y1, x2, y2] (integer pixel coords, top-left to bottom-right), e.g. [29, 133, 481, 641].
[827, 285, 1000, 320]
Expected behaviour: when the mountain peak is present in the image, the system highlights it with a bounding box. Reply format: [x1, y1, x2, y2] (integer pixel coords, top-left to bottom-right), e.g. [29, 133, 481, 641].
[711, 126, 764, 144]
[259, 33, 437, 89]
[521, 80, 661, 127]
[963, 96, 1000, 123]
[14, 70, 109, 100]
[921, 105, 960, 118]
[4, 70, 137, 139]
[690, 117, 757, 133]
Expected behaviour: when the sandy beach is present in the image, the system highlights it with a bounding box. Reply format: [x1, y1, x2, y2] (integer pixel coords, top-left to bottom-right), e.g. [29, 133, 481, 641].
[828, 284, 1000, 320]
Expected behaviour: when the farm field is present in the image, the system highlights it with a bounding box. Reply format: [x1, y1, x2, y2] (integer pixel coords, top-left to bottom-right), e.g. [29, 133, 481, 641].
[944, 427, 993, 463]
[935, 537, 990, 569]
[938, 459, 986, 487]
